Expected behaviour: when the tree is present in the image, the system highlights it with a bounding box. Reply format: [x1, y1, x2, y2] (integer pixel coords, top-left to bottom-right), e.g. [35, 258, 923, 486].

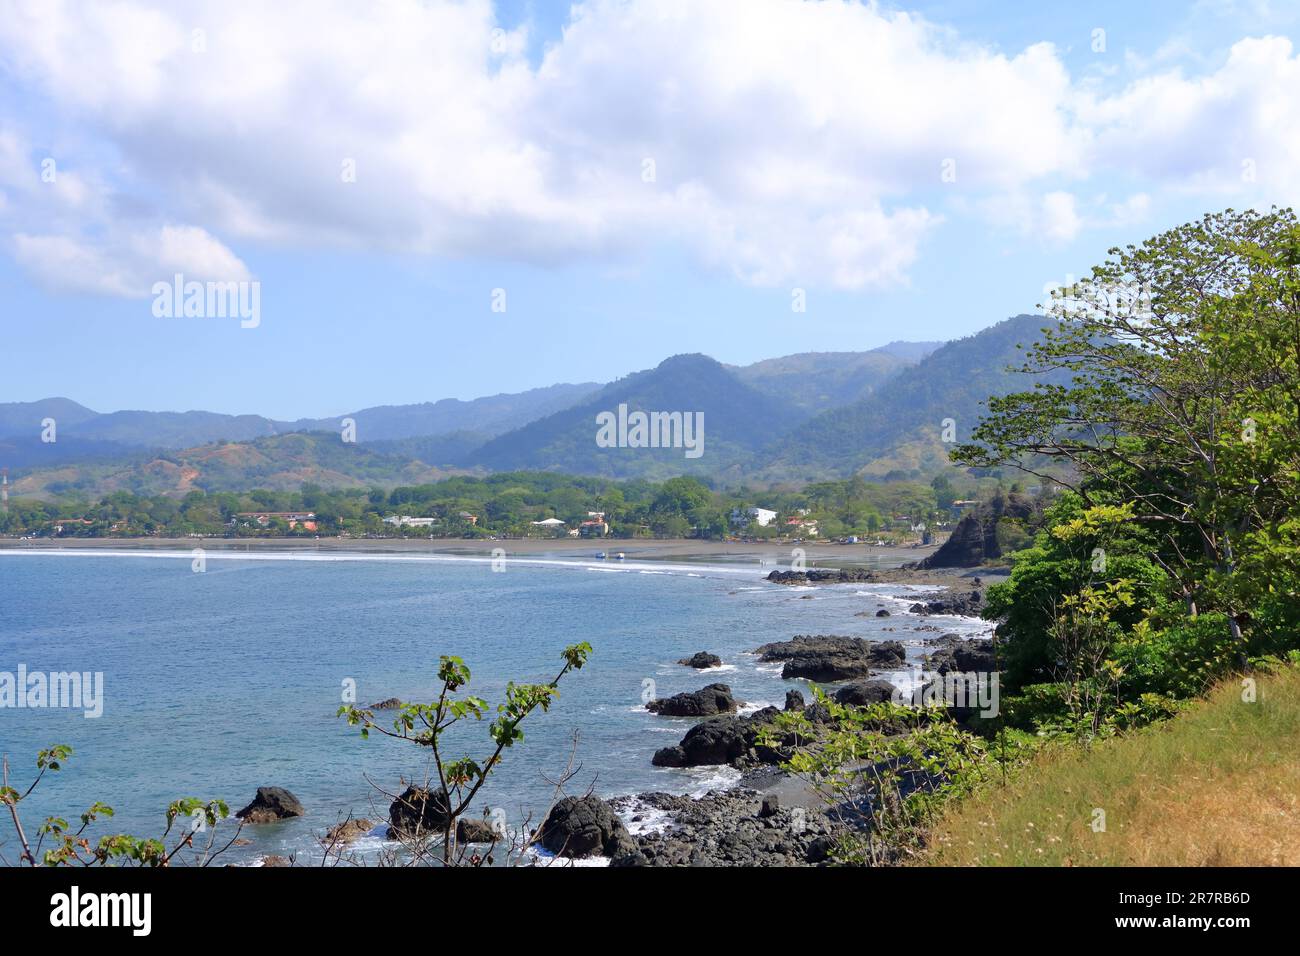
[339, 643, 592, 866]
[955, 208, 1300, 661]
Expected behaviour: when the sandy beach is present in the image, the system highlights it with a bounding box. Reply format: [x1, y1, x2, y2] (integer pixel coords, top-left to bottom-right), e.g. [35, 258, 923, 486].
[0, 534, 936, 567]
[0, 534, 1010, 590]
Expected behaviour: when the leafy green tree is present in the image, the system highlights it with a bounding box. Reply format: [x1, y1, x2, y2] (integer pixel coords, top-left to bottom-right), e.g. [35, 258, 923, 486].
[339, 643, 592, 866]
[956, 208, 1300, 661]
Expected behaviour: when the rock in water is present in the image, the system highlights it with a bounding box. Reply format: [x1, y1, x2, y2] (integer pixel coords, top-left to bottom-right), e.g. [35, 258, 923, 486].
[677, 652, 722, 669]
[766, 568, 878, 585]
[909, 590, 984, 617]
[651, 707, 785, 768]
[924, 635, 997, 673]
[387, 785, 452, 839]
[369, 697, 403, 709]
[833, 679, 899, 707]
[753, 634, 905, 681]
[537, 796, 636, 859]
[784, 689, 806, 711]
[646, 683, 738, 717]
[235, 786, 305, 823]
[322, 818, 374, 846]
[456, 817, 500, 844]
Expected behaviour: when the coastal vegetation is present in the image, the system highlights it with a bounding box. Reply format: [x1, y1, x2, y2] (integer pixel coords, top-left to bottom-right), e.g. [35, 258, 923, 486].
[759, 208, 1300, 864]
[336, 641, 592, 866]
[0, 746, 234, 867]
[0, 470, 1019, 542]
[923, 664, 1300, 866]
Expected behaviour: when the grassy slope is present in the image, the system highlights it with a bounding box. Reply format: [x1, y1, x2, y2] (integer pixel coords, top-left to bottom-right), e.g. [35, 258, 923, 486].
[924, 667, 1300, 866]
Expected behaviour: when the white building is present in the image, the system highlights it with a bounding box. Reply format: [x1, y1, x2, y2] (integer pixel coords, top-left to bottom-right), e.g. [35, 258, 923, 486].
[383, 515, 437, 527]
[531, 518, 566, 527]
[731, 506, 778, 527]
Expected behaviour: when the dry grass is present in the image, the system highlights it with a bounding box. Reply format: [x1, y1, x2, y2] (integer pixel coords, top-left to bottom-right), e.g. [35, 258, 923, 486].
[923, 666, 1300, 866]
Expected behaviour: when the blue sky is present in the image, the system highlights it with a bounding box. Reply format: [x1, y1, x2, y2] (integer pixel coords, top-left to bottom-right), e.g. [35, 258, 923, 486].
[2, 0, 1300, 419]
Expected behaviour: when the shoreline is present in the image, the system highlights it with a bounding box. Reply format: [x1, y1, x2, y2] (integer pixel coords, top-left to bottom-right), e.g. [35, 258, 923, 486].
[3, 532, 1003, 867]
[0, 534, 939, 569]
[0, 535, 1006, 589]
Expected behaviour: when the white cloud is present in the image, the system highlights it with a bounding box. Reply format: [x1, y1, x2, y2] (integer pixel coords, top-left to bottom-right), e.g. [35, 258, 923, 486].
[1, 0, 1299, 296]
[12, 225, 250, 297]
[1040, 192, 1082, 243]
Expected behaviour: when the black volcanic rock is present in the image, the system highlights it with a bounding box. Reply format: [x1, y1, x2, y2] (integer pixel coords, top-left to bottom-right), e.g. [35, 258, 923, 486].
[235, 787, 304, 823]
[924, 635, 996, 674]
[909, 590, 984, 617]
[918, 491, 1038, 569]
[651, 707, 786, 768]
[387, 785, 451, 838]
[752, 635, 905, 681]
[677, 652, 722, 669]
[833, 679, 900, 707]
[646, 683, 738, 717]
[767, 568, 878, 585]
[537, 796, 636, 859]
[608, 790, 841, 867]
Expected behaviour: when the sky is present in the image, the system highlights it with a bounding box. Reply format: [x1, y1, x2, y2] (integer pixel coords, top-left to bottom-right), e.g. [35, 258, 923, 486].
[2, 0, 1300, 418]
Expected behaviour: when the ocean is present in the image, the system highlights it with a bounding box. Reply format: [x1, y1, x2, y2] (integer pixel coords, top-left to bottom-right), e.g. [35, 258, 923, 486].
[0, 549, 991, 865]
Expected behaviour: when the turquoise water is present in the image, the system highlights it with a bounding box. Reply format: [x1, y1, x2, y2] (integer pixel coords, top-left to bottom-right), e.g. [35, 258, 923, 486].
[0, 550, 988, 864]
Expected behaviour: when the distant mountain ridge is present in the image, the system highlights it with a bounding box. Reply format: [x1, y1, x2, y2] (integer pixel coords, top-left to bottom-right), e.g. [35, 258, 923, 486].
[471, 353, 807, 479]
[750, 315, 1062, 480]
[730, 345, 921, 416]
[3, 326, 1053, 496]
[0, 382, 604, 467]
[9, 432, 456, 500]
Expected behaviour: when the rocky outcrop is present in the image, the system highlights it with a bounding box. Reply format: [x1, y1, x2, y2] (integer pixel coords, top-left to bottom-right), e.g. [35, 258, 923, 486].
[753, 635, 906, 682]
[677, 652, 722, 669]
[322, 818, 374, 846]
[784, 689, 805, 712]
[651, 707, 785, 768]
[646, 683, 738, 717]
[609, 790, 839, 867]
[387, 785, 451, 839]
[917, 492, 1038, 569]
[235, 787, 305, 823]
[833, 679, 899, 707]
[766, 568, 878, 585]
[924, 635, 997, 674]
[456, 817, 500, 844]
[369, 697, 403, 709]
[909, 590, 984, 617]
[537, 796, 636, 859]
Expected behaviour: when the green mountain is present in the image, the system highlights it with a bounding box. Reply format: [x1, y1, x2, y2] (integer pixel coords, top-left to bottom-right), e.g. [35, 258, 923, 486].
[730, 348, 914, 416]
[469, 353, 806, 479]
[0, 382, 603, 470]
[287, 382, 602, 442]
[10, 432, 456, 500]
[0, 397, 100, 437]
[3, 326, 1051, 494]
[751, 315, 1060, 480]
